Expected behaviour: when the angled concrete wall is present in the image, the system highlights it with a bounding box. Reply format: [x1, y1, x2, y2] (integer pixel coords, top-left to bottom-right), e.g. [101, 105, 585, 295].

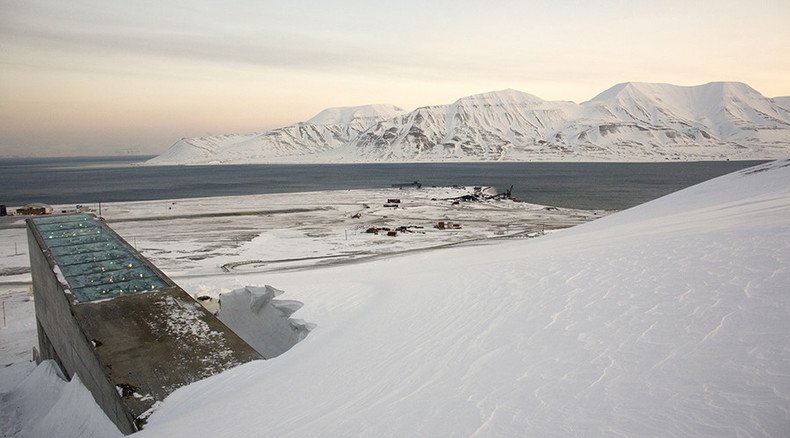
[27, 215, 262, 434]
[28, 225, 138, 433]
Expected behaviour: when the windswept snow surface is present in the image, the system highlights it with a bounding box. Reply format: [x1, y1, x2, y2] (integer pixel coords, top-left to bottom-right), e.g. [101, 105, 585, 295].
[0, 361, 122, 438]
[147, 82, 790, 164]
[137, 160, 790, 436]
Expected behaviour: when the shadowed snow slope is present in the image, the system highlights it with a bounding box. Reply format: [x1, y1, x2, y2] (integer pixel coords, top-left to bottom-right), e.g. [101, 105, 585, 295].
[146, 104, 404, 165]
[775, 96, 790, 111]
[0, 361, 122, 438]
[217, 285, 313, 359]
[138, 160, 790, 437]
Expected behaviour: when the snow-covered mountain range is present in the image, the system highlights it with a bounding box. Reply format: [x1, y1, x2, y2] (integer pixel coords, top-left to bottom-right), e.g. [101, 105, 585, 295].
[147, 104, 405, 165]
[146, 82, 790, 165]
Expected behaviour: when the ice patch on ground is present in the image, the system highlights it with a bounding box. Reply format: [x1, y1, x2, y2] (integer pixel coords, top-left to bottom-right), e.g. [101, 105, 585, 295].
[217, 285, 314, 359]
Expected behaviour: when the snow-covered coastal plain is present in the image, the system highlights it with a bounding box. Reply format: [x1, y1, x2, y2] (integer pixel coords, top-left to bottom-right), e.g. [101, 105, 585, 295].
[0, 186, 603, 282]
[2, 160, 790, 436]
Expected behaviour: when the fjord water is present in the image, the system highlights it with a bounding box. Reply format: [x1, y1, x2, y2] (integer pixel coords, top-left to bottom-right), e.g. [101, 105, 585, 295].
[0, 157, 766, 210]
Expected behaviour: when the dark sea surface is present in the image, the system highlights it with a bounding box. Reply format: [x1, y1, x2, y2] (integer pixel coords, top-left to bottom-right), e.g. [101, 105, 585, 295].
[0, 156, 767, 210]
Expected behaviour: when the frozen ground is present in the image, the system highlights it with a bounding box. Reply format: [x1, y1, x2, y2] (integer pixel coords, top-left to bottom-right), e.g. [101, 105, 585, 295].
[2, 161, 790, 436]
[0, 185, 601, 436]
[0, 186, 603, 282]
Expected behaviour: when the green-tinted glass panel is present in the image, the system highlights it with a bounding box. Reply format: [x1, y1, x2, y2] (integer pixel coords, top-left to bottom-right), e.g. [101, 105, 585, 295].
[31, 214, 169, 302]
[33, 215, 93, 225]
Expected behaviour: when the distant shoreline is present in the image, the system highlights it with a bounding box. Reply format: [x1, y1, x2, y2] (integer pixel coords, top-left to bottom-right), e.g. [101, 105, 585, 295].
[0, 159, 768, 210]
[0, 185, 607, 285]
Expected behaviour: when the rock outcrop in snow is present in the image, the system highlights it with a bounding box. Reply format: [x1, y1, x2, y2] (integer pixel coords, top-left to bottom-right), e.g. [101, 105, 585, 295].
[147, 82, 790, 165]
[569, 82, 790, 161]
[335, 89, 580, 161]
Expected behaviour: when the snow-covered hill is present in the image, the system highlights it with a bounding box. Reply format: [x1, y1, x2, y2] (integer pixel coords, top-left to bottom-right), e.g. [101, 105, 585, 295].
[147, 82, 790, 165]
[326, 89, 580, 161]
[5, 161, 790, 436]
[145, 104, 404, 165]
[569, 82, 790, 161]
[126, 159, 790, 436]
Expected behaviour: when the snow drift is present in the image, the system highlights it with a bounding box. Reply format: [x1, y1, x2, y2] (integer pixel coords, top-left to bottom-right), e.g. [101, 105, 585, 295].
[134, 159, 790, 436]
[147, 82, 790, 164]
[0, 361, 122, 438]
[217, 285, 314, 359]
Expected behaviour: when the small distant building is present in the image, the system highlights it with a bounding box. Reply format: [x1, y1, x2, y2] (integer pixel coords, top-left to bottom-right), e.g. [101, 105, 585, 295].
[434, 221, 461, 230]
[58, 205, 92, 214]
[16, 203, 53, 216]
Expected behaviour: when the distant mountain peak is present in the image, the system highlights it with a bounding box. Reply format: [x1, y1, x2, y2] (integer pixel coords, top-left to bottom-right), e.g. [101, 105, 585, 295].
[456, 89, 545, 105]
[588, 81, 761, 104]
[307, 104, 404, 126]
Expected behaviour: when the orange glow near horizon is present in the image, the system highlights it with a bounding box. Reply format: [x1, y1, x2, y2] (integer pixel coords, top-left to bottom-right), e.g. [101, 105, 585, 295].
[1, 0, 789, 156]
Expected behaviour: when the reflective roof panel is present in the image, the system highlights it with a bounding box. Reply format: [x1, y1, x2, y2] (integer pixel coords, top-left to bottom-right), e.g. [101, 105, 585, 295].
[31, 214, 169, 302]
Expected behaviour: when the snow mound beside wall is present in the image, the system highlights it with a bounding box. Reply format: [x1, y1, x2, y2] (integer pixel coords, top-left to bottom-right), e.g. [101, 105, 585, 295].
[0, 360, 122, 438]
[217, 285, 314, 359]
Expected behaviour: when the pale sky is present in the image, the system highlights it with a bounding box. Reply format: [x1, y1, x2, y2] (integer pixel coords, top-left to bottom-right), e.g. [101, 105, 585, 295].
[1, 0, 789, 157]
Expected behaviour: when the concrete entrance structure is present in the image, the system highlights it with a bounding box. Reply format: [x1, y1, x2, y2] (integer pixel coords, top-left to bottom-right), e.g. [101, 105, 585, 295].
[27, 214, 262, 434]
